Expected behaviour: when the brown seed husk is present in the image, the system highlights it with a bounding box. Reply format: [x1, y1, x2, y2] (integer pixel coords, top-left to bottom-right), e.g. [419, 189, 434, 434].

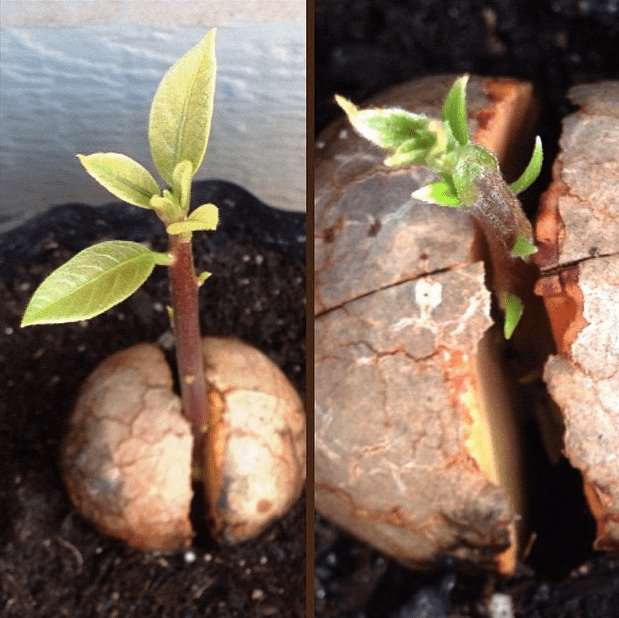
[61, 343, 194, 550]
[535, 82, 619, 551]
[201, 337, 306, 543]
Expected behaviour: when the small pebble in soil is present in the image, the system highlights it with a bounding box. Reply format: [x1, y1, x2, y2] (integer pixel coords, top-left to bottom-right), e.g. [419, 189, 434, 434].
[486, 593, 515, 618]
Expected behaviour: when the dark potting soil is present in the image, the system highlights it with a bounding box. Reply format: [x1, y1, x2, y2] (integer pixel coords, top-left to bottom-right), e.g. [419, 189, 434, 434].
[315, 0, 619, 616]
[0, 180, 306, 618]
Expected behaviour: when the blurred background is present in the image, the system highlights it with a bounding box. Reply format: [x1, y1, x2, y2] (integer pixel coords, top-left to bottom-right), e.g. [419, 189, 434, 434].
[0, 0, 306, 229]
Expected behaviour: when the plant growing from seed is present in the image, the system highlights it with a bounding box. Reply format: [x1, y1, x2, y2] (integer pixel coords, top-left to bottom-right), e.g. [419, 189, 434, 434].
[21, 30, 305, 548]
[336, 75, 543, 338]
[22, 30, 219, 432]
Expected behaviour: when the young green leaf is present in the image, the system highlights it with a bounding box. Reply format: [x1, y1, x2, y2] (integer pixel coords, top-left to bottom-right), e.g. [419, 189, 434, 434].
[188, 203, 219, 227]
[149, 29, 217, 186]
[509, 136, 543, 195]
[166, 220, 212, 235]
[166, 203, 219, 235]
[412, 180, 461, 207]
[21, 241, 169, 326]
[511, 235, 538, 257]
[441, 75, 470, 147]
[384, 133, 439, 167]
[197, 271, 212, 285]
[501, 291, 524, 340]
[77, 153, 160, 209]
[335, 95, 430, 150]
[172, 160, 194, 213]
[150, 193, 179, 223]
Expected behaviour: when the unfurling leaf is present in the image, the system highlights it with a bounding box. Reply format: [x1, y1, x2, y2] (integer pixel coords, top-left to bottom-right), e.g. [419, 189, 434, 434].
[412, 180, 461, 207]
[509, 136, 543, 195]
[197, 271, 212, 286]
[511, 235, 538, 257]
[166, 220, 212, 235]
[150, 193, 179, 223]
[166, 203, 218, 235]
[21, 241, 169, 326]
[441, 75, 470, 147]
[335, 95, 430, 150]
[149, 29, 217, 186]
[172, 160, 194, 213]
[77, 153, 160, 209]
[501, 291, 524, 340]
[188, 203, 219, 228]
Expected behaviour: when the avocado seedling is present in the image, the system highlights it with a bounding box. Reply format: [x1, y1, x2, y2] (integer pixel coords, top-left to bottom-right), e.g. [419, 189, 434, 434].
[316, 75, 544, 574]
[336, 76, 542, 338]
[21, 30, 305, 549]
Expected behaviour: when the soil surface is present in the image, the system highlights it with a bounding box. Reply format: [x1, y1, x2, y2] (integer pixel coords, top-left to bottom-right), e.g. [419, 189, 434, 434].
[315, 0, 619, 616]
[0, 180, 306, 618]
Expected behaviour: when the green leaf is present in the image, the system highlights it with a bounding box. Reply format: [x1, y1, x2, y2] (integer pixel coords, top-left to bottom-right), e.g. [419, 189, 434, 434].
[197, 271, 212, 285]
[166, 203, 218, 235]
[412, 180, 462, 207]
[189, 203, 219, 228]
[335, 95, 429, 150]
[384, 133, 438, 167]
[166, 220, 211, 235]
[441, 75, 470, 147]
[172, 160, 194, 213]
[149, 29, 217, 186]
[21, 241, 166, 326]
[500, 291, 524, 340]
[511, 235, 538, 257]
[150, 193, 179, 223]
[77, 153, 160, 209]
[509, 136, 543, 195]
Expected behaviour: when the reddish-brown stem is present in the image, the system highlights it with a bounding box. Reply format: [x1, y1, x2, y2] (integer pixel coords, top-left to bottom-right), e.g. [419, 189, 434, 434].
[168, 235, 209, 432]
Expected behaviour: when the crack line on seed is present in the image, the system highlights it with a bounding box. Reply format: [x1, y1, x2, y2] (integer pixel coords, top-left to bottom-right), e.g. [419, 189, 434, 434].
[539, 250, 619, 277]
[315, 261, 471, 318]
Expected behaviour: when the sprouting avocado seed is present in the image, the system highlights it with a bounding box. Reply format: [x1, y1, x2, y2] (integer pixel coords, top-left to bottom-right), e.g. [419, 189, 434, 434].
[60, 338, 305, 550]
[200, 337, 306, 543]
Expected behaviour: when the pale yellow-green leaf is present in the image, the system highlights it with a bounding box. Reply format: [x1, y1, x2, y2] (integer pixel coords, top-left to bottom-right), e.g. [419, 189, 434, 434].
[149, 29, 217, 186]
[77, 153, 160, 209]
[172, 160, 194, 213]
[150, 193, 178, 223]
[188, 203, 219, 229]
[21, 241, 163, 326]
[166, 220, 206, 235]
[197, 271, 212, 285]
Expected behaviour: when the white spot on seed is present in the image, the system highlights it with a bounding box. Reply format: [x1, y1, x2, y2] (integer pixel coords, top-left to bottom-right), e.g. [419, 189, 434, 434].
[415, 279, 442, 317]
